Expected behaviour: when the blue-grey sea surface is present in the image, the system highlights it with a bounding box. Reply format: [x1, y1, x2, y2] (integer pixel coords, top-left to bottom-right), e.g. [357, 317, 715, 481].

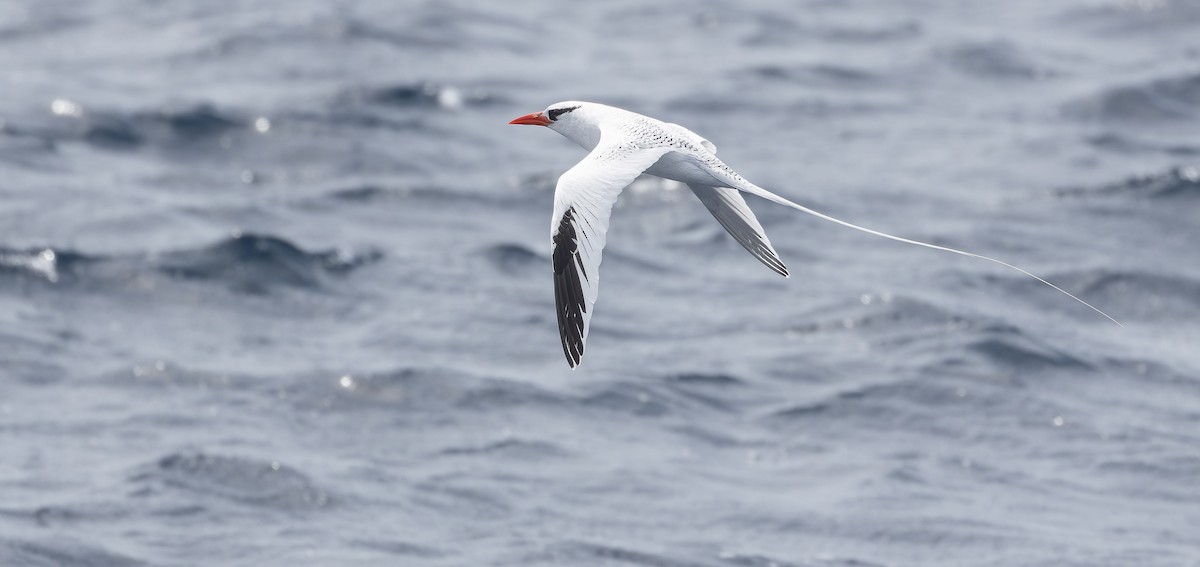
[1, 1, 1198, 565]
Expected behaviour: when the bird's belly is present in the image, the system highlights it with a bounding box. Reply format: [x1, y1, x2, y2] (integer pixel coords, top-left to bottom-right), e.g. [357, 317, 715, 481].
[644, 153, 719, 186]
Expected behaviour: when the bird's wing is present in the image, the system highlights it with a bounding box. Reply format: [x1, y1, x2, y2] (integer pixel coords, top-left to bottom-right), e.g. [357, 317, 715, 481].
[552, 143, 672, 368]
[665, 122, 717, 154]
[688, 184, 789, 277]
[663, 124, 789, 275]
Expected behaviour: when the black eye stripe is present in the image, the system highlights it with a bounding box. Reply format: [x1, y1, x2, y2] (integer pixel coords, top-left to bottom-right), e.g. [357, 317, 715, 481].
[547, 105, 580, 121]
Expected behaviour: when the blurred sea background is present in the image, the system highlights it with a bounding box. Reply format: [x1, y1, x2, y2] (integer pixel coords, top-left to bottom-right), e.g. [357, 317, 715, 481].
[1, 1, 1198, 565]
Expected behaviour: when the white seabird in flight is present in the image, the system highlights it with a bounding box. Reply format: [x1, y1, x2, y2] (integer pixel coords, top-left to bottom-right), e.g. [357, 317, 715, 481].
[509, 101, 1120, 368]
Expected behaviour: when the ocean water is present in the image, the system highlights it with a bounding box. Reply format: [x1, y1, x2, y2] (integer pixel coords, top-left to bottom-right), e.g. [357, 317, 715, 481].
[1, 1, 1198, 565]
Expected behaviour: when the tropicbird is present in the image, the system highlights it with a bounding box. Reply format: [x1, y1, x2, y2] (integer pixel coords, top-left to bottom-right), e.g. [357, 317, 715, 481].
[509, 101, 1120, 368]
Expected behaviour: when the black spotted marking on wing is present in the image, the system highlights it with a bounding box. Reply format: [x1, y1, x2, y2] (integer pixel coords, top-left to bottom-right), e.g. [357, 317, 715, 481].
[547, 105, 580, 122]
[553, 207, 587, 368]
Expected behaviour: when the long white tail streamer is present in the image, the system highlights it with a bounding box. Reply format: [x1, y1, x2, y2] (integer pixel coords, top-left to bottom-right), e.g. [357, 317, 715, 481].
[736, 182, 1124, 327]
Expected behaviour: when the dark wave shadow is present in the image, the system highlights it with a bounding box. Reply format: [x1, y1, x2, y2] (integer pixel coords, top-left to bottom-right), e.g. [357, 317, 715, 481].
[742, 12, 920, 47]
[1085, 133, 1199, 157]
[536, 541, 712, 567]
[1056, 166, 1200, 200]
[12, 102, 250, 153]
[990, 267, 1200, 321]
[936, 40, 1055, 80]
[0, 538, 147, 567]
[157, 233, 381, 293]
[0, 233, 381, 295]
[745, 63, 884, 86]
[963, 324, 1095, 372]
[364, 82, 505, 109]
[438, 438, 570, 460]
[130, 452, 331, 511]
[1066, 73, 1200, 123]
[284, 367, 570, 416]
[478, 243, 545, 275]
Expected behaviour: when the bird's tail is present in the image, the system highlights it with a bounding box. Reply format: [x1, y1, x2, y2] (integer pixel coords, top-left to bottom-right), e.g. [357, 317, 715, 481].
[732, 181, 1123, 327]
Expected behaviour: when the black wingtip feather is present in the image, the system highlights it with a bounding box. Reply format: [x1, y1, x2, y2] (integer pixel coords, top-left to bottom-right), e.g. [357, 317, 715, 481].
[553, 207, 587, 368]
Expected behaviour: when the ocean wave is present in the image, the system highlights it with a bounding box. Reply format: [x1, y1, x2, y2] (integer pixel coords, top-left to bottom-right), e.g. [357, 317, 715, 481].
[572, 374, 760, 419]
[1085, 133, 1199, 157]
[408, 479, 513, 521]
[296, 183, 509, 212]
[1100, 358, 1200, 395]
[659, 372, 747, 414]
[936, 40, 1054, 80]
[666, 91, 898, 117]
[133, 452, 330, 511]
[0, 129, 59, 170]
[993, 267, 1200, 321]
[283, 367, 569, 415]
[541, 542, 701, 567]
[338, 10, 534, 53]
[0, 247, 66, 283]
[156, 233, 381, 293]
[0, 501, 129, 530]
[779, 294, 977, 343]
[578, 383, 672, 417]
[1077, 270, 1200, 319]
[319, 81, 507, 133]
[764, 326, 1091, 426]
[347, 539, 445, 559]
[963, 325, 1094, 372]
[1094, 454, 1200, 504]
[13, 100, 253, 153]
[323, 184, 403, 203]
[0, 538, 146, 567]
[479, 243, 544, 275]
[0, 233, 380, 295]
[1056, 166, 1200, 200]
[284, 366, 754, 426]
[665, 372, 745, 388]
[1066, 73, 1200, 122]
[766, 380, 933, 425]
[438, 438, 570, 460]
[746, 63, 883, 86]
[715, 550, 825, 567]
[364, 82, 503, 110]
[1057, 0, 1200, 36]
[138, 103, 245, 138]
[743, 12, 920, 46]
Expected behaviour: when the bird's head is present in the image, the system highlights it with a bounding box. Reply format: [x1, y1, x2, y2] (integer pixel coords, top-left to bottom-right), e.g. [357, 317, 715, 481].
[508, 101, 586, 127]
[508, 101, 600, 149]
